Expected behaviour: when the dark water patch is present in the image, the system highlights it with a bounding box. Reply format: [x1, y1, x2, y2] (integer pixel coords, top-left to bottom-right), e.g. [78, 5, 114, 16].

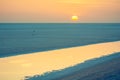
[25, 52, 120, 80]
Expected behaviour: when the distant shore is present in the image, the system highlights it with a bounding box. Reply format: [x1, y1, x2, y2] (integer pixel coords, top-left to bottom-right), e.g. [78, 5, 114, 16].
[0, 41, 120, 80]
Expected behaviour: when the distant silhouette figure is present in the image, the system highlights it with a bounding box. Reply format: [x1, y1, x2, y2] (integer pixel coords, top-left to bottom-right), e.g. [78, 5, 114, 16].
[32, 30, 36, 36]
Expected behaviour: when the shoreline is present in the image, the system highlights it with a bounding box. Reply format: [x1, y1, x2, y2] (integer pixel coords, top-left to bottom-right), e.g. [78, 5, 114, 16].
[0, 41, 120, 80]
[1, 40, 120, 58]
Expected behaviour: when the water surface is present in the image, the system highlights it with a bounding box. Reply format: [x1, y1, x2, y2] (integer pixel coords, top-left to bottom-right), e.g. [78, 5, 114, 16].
[0, 23, 120, 57]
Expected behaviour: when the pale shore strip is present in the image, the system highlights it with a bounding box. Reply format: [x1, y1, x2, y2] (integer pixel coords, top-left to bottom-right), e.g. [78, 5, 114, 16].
[0, 41, 120, 80]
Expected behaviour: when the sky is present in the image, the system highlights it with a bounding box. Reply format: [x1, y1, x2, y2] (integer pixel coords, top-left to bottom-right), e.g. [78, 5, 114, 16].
[0, 0, 120, 23]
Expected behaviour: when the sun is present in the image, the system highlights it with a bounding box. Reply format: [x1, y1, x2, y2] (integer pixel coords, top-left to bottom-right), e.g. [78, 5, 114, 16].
[72, 15, 78, 21]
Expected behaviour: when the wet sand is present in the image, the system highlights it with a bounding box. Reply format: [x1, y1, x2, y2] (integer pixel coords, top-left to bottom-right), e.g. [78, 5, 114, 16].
[0, 41, 120, 80]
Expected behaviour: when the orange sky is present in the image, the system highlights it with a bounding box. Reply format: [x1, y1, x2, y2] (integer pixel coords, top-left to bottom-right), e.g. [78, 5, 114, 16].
[0, 0, 120, 23]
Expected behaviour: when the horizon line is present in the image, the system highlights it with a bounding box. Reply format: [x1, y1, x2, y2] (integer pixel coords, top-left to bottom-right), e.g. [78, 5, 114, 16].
[0, 22, 120, 24]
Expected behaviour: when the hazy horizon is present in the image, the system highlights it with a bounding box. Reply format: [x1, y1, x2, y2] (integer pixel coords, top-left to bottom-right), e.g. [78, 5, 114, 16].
[0, 22, 120, 23]
[0, 0, 120, 23]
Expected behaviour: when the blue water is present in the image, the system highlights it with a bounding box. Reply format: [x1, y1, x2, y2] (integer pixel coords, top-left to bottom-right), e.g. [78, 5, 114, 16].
[0, 23, 120, 57]
[26, 52, 120, 80]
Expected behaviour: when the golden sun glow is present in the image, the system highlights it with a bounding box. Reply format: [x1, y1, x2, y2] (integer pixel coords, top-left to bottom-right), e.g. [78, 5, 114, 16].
[72, 16, 78, 21]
